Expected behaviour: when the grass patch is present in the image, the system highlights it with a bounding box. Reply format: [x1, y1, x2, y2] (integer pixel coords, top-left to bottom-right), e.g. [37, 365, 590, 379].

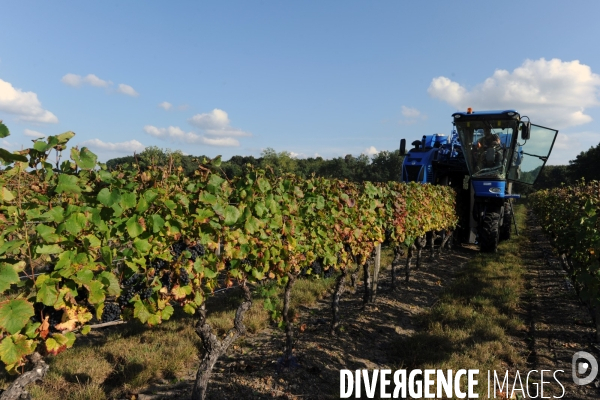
[391, 205, 528, 397]
[26, 309, 200, 399]
[289, 276, 337, 312]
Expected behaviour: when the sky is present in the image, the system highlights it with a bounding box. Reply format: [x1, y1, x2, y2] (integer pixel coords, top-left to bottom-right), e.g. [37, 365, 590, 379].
[1, 1, 600, 165]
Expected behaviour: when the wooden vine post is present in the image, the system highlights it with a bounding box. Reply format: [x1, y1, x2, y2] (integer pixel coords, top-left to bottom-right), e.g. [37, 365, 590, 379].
[370, 243, 381, 302]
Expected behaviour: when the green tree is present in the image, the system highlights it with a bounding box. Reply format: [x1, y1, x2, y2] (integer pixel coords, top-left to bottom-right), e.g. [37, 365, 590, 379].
[569, 142, 600, 182]
[536, 165, 571, 189]
[365, 150, 403, 182]
[259, 148, 298, 175]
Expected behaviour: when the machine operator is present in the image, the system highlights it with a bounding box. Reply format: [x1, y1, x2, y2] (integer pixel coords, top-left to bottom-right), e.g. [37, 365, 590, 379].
[474, 127, 502, 172]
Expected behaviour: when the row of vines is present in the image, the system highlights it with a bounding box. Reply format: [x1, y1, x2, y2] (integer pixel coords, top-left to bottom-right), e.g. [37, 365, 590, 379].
[530, 181, 600, 339]
[0, 122, 457, 399]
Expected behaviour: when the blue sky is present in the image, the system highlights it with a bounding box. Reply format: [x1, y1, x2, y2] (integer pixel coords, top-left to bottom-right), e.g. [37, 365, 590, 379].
[2, 1, 600, 165]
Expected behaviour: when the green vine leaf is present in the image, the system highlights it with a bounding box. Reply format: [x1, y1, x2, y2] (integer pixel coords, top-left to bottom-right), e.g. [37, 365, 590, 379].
[134, 301, 151, 324]
[0, 262, 22, 293]
[0, 334, 34, 365]
[0, 299, 35, 334]
[56, 174, 81, 194]
[97, 188, 121, 207]
[126, 216, 144, 238]
[70, 147, 98, 170]
[0, 122, 9, 138]
[224, 205, 241, 226]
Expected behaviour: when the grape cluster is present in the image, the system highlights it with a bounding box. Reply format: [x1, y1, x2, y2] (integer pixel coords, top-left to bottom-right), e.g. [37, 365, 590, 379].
[310, 259, 323, 275]
[241, 258, 252, 269]
[172, 240, 187, 258]
[188, 243, 206, 261]
[299, 258, 324, 276]
[140, 287, 153, 300]
[179, 268, 190, 286]
[171, 239, 207, 262]
[124, 273, 143, 287]
[119, 286, 136, 307]
[299, 258, 337, 278]
[384, 228, 393, 244]
[101, 302, 121, 323]
[160, 272, 173, 291]
[323, 266, 336, 278]
[119, 273, 154, 306]
[151, 258, 168, 272]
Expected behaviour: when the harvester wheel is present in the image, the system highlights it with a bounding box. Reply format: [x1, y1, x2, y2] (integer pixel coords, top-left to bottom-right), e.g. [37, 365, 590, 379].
[499, 202, 512, 241]
[479, 208, 500, 252]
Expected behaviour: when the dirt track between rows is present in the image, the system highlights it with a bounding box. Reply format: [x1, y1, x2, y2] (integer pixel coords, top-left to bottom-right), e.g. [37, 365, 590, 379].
[516, 212, 600, 399]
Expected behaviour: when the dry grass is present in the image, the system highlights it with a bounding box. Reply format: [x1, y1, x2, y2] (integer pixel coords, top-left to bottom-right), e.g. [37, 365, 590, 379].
[206, 297, 270, 336]
[289, 276, 337, 314]
[27, 311, 200, 399]
[391, 205, 528, 398]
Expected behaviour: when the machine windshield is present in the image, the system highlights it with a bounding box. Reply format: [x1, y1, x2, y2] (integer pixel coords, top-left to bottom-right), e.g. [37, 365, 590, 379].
[454, 120, 518, 179]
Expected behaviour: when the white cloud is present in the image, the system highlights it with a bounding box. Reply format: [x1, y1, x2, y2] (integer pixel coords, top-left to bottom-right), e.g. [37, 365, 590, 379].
[61, 74, 138, 98]
[61, 73, 111, 87]
[200, 137, 239, 147]
[399, 105, 427, 125]
[80, 138, 146, 153]
[188, 109, 251, 137]
[362, 146, 378, 156]
[23, 129, 45, 138]
[144, 109, 250, 148]
[61, 73, 82, 87]
[144, 125, 200, 143]
[189, 109, 230, 129]
[428, 58, 600, 129]
[85, 74, 111, 87]
[289, 151, 307, 159]
[0, 78, 58, 123]
[547, 130, 600, 165]
[144, 125, 240, 147]
[116, 84, 139, 97]
[401, 106, 421, 118]
[158, 101, 172, 110]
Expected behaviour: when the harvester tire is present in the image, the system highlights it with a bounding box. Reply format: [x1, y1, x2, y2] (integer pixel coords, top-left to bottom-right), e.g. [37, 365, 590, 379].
[479, 208, 500, 252]
[499, 203, 512, 241]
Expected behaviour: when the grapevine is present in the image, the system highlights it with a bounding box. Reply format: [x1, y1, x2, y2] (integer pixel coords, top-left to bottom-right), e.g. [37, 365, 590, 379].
[0, 120, 457, 399]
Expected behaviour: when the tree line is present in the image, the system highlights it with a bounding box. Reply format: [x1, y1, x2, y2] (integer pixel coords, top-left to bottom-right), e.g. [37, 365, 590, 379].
[106, 146, 404, 183]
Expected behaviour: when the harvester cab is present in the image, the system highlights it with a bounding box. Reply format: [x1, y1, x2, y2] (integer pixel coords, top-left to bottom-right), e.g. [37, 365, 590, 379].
[400, 109, 558, 252]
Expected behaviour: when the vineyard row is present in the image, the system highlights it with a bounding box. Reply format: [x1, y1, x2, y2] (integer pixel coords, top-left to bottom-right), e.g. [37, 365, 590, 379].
[0, 124, 457, 399]
[530, 182, 600, 340]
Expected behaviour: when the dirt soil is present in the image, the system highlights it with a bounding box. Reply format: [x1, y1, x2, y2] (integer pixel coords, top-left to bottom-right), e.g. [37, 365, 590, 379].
[513, 212, 600, 399]
[135, 213, 600, 400]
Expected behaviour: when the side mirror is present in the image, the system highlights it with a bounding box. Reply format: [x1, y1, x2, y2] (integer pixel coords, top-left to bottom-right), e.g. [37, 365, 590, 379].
[521, 121, 531, 140]
[399, 139, 406, 156]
